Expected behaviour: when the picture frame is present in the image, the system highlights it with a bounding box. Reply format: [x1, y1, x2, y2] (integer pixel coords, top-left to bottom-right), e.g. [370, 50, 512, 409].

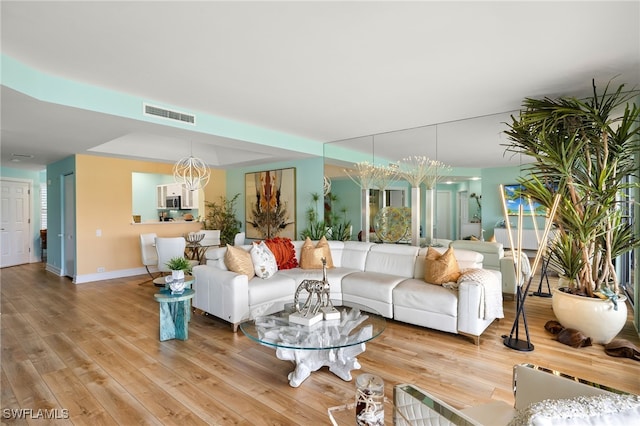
[503, 184, 546, 216]
[245, 168, 296, 239]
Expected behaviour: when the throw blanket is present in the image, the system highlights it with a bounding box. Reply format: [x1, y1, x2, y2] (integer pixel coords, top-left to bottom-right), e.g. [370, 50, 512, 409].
[457, 268, 504, 320]
[507, 250, 532, 286]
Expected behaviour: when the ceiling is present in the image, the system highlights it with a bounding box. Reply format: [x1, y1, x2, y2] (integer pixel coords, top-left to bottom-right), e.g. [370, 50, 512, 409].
[2, 1, 639, 173]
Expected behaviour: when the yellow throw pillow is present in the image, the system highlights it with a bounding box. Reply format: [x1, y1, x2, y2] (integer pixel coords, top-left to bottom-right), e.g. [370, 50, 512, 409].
[224, 245, 255, 279]
[300, 236, 334, 269]
[424, 246, 461, 285]
[488, 235, 497, 243]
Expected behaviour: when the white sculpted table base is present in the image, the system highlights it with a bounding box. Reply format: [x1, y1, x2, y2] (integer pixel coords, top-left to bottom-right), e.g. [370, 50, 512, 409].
[277, 342, 366, 387]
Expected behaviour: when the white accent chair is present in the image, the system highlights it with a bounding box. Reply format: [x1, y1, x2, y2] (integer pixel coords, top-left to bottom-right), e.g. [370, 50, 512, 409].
[155, 237, 199, 274]
[199, 230, 221, 247]
[233, 232, 245, 246]
[139, 233, 158, 279]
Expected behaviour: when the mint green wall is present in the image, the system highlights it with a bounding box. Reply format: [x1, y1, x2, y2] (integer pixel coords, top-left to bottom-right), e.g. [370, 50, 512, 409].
[46, 156, 76, 272]
[2, 54, 324, 158]
[0, 167, 46, 259]
[226, 157, 324, 240]
[131, 172, 175, 222]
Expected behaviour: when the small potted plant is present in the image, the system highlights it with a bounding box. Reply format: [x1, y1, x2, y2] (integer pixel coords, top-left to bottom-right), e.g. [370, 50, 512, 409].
[165, 256, 192, 281]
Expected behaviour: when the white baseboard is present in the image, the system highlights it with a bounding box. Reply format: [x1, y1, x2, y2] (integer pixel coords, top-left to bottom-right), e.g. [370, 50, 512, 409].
[74, 267, 149, 284]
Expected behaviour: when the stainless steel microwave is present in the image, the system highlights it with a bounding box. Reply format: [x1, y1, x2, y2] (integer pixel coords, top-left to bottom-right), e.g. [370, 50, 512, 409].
[166, 195, 181, 209]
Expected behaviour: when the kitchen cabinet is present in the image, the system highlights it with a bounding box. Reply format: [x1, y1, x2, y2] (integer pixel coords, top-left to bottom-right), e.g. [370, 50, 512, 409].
[156, 183, 199, 209]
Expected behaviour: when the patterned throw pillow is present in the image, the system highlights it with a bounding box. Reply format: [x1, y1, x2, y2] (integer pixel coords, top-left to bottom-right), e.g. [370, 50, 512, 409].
[250, 241, 278, 279]
[224, 245, 255, 279]
[300, 236, 334, 269]
[424, 246, 461, 285]
[264, 237, 298, 270]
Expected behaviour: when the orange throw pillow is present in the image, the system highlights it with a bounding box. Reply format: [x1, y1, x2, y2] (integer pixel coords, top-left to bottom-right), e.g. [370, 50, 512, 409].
[264, 237, 298, 270]
[424, 246, 461, 285]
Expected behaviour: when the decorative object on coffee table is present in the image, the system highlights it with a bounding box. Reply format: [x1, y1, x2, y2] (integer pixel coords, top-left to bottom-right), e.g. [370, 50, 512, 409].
[291, 257, 339, 324]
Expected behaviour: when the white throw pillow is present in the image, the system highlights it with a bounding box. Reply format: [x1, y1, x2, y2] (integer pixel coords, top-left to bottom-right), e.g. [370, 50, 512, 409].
[250, 241, 278, 279]
[507, 394, 640, 426]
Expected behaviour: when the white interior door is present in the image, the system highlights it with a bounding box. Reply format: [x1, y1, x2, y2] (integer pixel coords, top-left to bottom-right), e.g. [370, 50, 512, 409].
[63, 173, 75, 278]
[0, 179, 32, 267]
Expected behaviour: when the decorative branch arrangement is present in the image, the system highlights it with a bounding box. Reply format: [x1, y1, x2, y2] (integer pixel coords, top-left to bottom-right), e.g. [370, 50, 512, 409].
[395, 156, 451, 188]
[343, 161, 378, 189]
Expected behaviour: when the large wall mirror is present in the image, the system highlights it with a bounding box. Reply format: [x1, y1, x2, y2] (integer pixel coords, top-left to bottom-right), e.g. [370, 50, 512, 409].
[323, 112, 520, 245]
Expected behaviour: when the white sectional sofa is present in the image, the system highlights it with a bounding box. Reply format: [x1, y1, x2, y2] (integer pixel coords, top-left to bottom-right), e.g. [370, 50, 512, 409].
[192, 240, 503, 344]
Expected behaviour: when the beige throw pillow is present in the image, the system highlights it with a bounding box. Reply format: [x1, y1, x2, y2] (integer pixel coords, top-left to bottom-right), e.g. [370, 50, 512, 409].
[224, 245, 255, 279]
[424, 246, 461, 285]
[300, 236, 334, 269]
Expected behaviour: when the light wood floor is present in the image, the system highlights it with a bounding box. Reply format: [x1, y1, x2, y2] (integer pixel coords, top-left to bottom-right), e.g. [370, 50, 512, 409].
[1, 263, 639, 425]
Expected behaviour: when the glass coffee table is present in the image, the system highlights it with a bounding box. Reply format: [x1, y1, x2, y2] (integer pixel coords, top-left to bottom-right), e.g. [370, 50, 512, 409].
[240, 301, 386, 387]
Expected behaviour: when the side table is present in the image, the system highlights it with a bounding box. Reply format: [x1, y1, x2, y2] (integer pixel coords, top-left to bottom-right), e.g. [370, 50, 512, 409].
[153, 288, 195, 341]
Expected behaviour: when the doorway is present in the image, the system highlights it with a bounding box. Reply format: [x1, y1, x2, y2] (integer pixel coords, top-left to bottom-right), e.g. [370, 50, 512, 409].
[63, 173, 76, 279]
[0, 179, 32, 267]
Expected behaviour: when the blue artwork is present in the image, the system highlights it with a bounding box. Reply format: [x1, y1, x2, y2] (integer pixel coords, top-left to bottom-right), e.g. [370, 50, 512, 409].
[503, 184, 546, 216]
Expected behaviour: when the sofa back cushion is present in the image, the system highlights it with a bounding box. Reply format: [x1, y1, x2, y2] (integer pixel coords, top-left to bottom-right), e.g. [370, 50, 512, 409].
[364, 244, 420, 278]
[450, 240, 504, 270]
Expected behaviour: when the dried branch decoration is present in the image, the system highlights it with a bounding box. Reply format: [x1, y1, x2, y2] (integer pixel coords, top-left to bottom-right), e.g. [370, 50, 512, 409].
[396, 156, 451, 188]
[343, 161, 378, 189]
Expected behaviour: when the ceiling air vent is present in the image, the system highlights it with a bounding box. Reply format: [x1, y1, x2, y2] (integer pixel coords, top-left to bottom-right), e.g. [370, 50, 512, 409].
[143, 103, 196, 125]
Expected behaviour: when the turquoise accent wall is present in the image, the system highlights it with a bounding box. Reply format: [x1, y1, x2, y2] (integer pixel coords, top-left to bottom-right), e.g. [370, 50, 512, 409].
[226, 157, 324, 240]
[46, 156, 76, 272]
[0, 167, 46, 259]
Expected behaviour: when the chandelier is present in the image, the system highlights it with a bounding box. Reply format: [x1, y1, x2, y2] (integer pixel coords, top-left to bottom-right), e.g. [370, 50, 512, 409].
[173, 148, 210, 191]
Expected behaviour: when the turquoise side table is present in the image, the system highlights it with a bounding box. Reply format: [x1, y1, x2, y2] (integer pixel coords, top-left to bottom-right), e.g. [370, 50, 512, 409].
[153, 288, 195, 341]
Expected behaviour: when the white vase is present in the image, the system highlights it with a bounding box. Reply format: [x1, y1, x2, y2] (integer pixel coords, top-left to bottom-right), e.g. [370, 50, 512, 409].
[171, 269, 184, 281]
[551, 288, 628, 344]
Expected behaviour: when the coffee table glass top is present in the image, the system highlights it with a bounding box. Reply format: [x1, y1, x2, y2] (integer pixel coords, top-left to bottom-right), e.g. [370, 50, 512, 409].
[239, 302, 386, 351]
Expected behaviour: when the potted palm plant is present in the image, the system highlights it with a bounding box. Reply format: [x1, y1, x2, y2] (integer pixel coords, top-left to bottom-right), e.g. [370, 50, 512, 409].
[504, 79, 640, 344]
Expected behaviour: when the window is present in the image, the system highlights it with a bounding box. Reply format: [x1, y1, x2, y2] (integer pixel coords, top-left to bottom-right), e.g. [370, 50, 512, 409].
[40, 183, 47, 230]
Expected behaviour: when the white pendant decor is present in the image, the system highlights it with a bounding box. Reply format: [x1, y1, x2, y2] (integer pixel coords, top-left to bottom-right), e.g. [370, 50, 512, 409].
[323, 175, 332, 196]
[396, 156, 451, 246]
[173, 155, 210, 191]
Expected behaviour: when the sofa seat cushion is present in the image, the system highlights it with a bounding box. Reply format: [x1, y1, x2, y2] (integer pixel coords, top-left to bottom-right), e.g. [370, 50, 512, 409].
[341, 271, 407, 303]
[247, 274, 296, 306]
[279, 267, 359, 294]
[393, 278, 458, 317]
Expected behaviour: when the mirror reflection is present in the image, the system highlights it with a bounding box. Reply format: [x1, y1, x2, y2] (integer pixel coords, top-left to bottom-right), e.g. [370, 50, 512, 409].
[324, 113, 518, 245]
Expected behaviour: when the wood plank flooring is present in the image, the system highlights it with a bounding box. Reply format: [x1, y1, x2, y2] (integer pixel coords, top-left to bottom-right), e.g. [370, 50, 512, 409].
[2, 262, 639, 425]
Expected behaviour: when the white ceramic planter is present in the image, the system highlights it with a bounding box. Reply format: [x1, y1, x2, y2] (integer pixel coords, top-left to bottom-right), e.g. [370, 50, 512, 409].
[551, 288, 627, 344]
[171, 269, 185, 281]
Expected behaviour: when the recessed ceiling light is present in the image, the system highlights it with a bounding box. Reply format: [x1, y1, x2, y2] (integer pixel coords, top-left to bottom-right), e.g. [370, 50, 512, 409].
[12, 153, 34, 159]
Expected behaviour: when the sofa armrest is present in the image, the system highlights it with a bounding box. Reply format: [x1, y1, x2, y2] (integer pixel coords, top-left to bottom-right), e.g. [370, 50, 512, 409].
[192, 264, 249, 329]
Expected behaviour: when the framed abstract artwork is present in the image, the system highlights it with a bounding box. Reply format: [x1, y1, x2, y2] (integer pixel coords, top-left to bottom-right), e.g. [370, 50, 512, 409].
[245, 168, 296, 239]
[503, 184, 546, 215]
